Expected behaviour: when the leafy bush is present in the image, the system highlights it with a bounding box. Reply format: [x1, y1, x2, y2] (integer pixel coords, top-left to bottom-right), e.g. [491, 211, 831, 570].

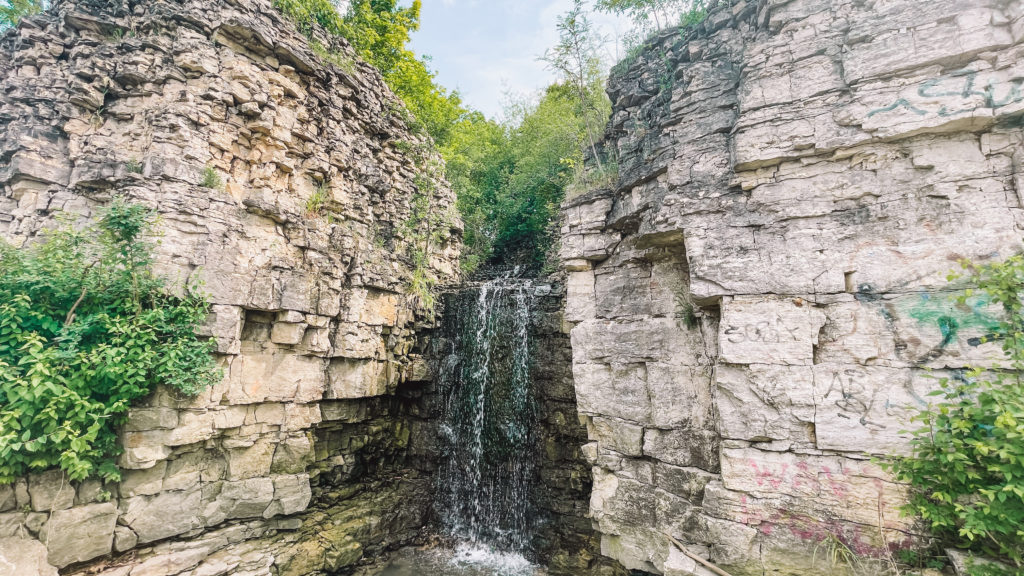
[201, 165, 222, 189]
[889, 255, 1024, 570]
[124, 158, 143, 174]
[0, 200, 220, 483]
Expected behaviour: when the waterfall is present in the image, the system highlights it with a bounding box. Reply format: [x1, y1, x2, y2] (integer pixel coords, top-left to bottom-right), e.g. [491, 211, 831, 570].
[434, 277, 537, 551]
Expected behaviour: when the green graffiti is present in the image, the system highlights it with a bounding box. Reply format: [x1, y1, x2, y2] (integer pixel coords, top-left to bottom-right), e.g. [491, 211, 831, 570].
[867, 98, 928, 118]
[906, 292, 1002, 348]
[867, 70, 1024, 119]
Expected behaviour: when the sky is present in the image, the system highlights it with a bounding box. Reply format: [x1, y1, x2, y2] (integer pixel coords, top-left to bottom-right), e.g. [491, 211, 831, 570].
[408, 0, 633, 120]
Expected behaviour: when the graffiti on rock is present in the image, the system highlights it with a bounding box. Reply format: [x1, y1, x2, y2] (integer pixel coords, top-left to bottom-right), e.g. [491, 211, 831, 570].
[856, 284, 1001, 364]
[905, 291, 1001, 354]
[723, 316, 801, 344]
[820, 368, 931, 430]
[868, 69, 1024, 119]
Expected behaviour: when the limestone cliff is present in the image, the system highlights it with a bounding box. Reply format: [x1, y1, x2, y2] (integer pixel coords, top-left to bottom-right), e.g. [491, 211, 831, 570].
[562, 0, 1024, 573]
[0, 0, 460, 574]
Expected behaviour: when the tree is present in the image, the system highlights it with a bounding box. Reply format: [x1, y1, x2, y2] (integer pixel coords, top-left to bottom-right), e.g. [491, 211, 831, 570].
[541, 0, 610, 176]
[594, 0, 706, 31]
[441, 112, 509, 272]
[446, 84, 603, 271]
[0, 0, 43, 30]
[340, 0, 421, 79]
[334, 0, 466, 146]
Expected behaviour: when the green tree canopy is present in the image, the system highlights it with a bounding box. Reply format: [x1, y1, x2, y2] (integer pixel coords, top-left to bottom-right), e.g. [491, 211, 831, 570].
[594, 0, 706, 30]
[0, 0, 43, 30]
[450, 77, 610, 272]
[275, 0, 615, 274]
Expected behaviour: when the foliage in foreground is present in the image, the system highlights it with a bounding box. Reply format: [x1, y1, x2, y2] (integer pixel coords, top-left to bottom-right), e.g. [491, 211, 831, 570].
[888, 255, 1024, 570]
[0, 200, 219, 483]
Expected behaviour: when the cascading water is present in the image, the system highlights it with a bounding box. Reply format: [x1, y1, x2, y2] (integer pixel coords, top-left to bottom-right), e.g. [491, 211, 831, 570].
[376, 276, 543, 576]
[433, 276, 539, 560]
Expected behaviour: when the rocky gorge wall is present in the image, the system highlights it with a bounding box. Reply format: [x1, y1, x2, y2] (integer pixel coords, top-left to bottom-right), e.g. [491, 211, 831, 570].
[0, 0, 460, 574]
[562, 0, 1024, 574]
[530, 280, 614, 575]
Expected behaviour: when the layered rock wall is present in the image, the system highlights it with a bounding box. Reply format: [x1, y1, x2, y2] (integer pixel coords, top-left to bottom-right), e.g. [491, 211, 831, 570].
[562, 0, 1024, 573]
[531, 281, 610, 574]
[0, 0, 459, 573]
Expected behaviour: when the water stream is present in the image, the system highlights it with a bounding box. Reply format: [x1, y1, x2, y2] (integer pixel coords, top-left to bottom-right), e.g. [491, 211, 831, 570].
[435, 277, 537, 549]
[380, 276, 543, 575]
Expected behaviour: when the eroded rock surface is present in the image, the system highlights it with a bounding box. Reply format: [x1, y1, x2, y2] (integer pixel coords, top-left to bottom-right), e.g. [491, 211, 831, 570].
[0, 0, 459, 573]
[562, 0, 1024, 573]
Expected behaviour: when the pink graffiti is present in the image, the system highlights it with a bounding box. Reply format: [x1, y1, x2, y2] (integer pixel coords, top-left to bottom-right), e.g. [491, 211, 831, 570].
[758, 513, 917, 558]
[747, 459, 852, 499]
[819, 465, 850, 499]
[748, 458, 784, 491]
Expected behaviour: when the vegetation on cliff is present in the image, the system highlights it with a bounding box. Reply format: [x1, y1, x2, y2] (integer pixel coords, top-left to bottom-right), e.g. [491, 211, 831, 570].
[274, 0, 617, 273]
[446, 80, 609, 272]
[0, 200, 219, 483]
[890, 256, 1024, 573]
[595, 0, 708, 33]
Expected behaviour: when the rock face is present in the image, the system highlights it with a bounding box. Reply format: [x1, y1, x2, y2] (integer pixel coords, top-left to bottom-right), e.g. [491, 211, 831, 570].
[531, 280, 619, 575]
[0, 0, 459, 573]
[562, 0, 1024, 574]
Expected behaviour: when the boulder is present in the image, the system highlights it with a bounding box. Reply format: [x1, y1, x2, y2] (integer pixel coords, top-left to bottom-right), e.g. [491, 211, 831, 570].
[42, 503, 117, 567]
[0, 537, 58, 576]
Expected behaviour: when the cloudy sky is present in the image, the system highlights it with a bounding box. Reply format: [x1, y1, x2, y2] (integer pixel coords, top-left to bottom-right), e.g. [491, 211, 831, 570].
[408, 0, 632, 120]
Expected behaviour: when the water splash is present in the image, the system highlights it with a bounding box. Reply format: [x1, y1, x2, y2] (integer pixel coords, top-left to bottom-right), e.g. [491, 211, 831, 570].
[449, 543, 541, 576]
[377, 544, 543, 576]
[434, 276, 538, 551]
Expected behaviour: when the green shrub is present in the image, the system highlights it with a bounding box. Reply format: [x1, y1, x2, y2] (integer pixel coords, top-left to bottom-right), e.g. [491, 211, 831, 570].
[306, 183, 329, 216]
[0, 199, 220, 483]
[888, 255, 1024, 570]
[966, 558, 1018, 576]
[124, 158, 143, 174]
[309, 39, 358, 76]
[200, 165, 222, 189]
[272, 0, 344, 35]
[680, 0, 708, 28]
